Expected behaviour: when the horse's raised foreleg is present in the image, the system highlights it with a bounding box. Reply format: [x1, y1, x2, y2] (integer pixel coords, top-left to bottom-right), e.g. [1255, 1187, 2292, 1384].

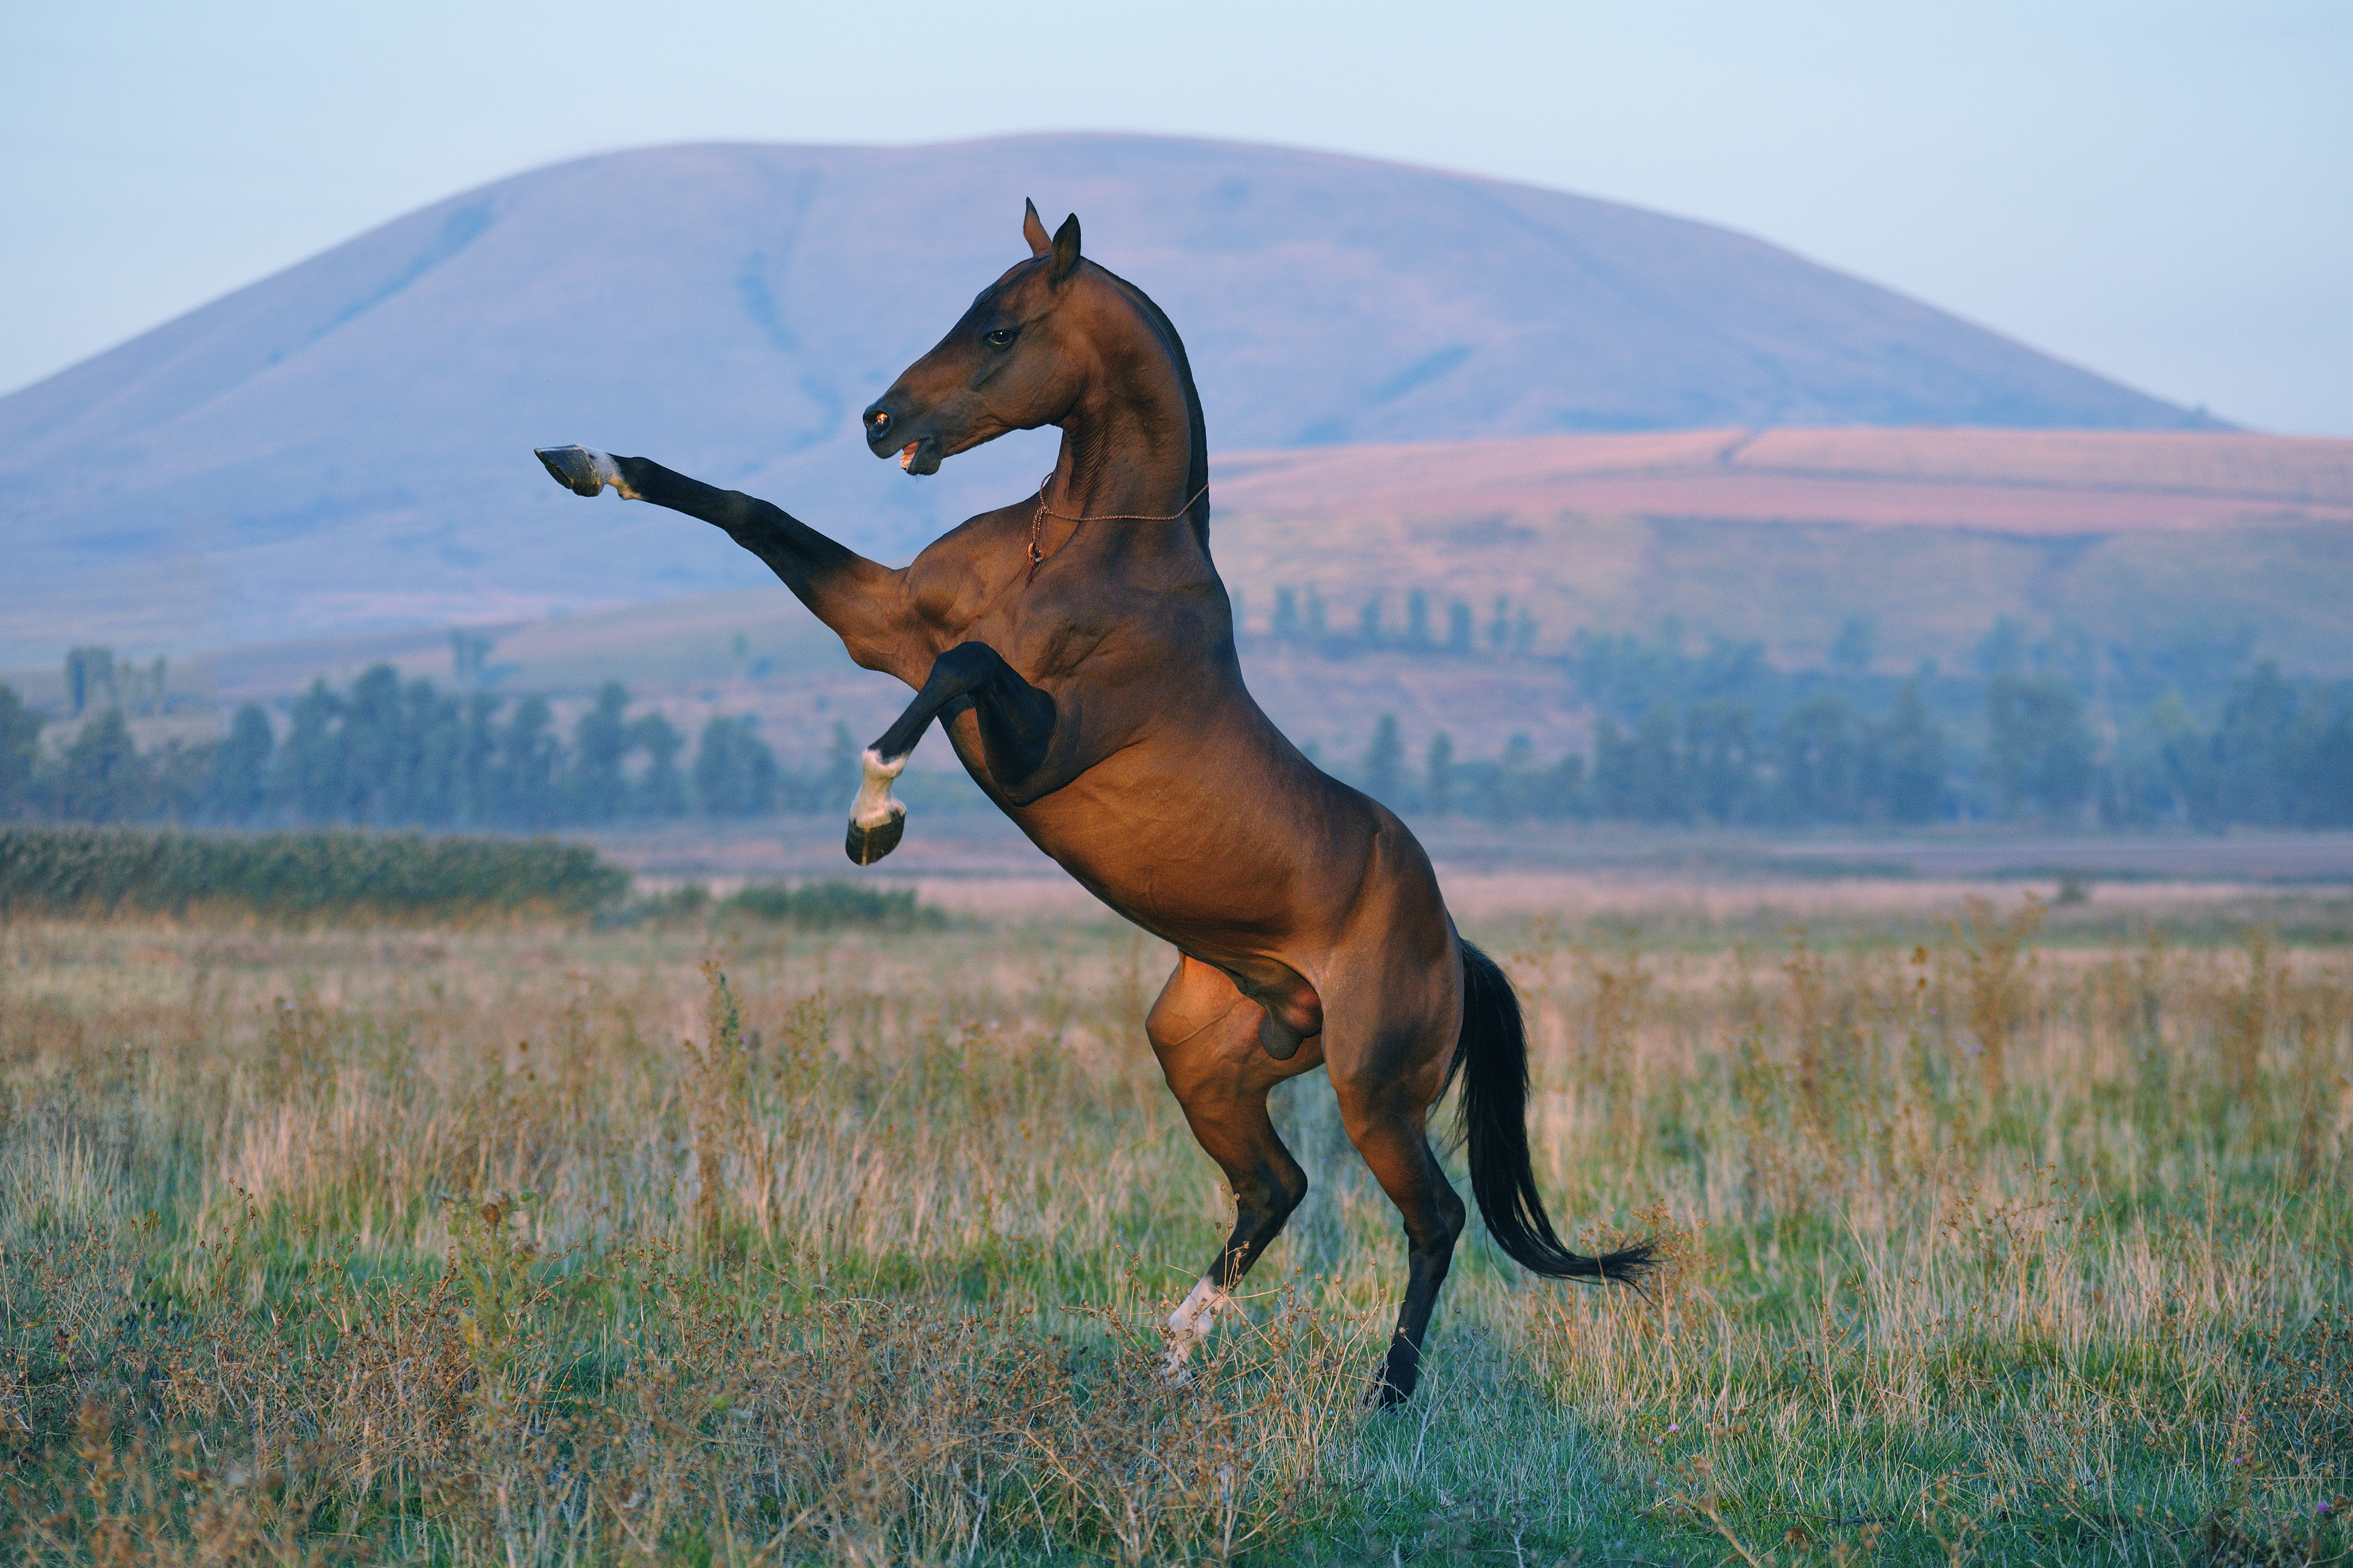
[1147, 957, 1319, 1380]
[846, 642, 1055, 864]
[532, 446, 911, 674]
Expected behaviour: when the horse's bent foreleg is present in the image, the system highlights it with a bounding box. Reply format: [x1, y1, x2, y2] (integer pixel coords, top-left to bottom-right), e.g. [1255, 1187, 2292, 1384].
[1148, 957, 1319, 1379]
[1331, 1052, 1467, 1408]
[848, 642, 1055, 864]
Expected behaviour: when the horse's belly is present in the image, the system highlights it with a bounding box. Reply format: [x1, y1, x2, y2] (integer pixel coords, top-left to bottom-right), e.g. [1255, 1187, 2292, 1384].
[1013, 761, 1360, 940]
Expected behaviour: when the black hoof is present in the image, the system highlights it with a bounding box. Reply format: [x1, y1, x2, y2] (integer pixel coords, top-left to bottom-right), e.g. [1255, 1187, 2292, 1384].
[1370, 1342, 1421, 1408]
[845, 814, 904, 865]
[535, 445, 604, 496]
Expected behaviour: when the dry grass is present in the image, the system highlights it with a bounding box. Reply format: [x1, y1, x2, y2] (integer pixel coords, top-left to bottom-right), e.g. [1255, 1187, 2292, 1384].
[1, 895, 2349, 1564]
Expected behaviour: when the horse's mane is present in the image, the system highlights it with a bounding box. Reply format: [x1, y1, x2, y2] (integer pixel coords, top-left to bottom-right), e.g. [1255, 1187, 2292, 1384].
[1093, 266, 1211, 550]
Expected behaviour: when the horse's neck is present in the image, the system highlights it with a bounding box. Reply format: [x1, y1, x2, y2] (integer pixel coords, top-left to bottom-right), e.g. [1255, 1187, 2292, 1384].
[1049, 291, 1197, 524]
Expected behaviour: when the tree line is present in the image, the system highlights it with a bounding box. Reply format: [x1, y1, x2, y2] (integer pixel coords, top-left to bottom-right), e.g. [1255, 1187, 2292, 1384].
[1256, 587, 1540, 658]
[5, 623, 2347, 832]
[0, 666, 865, 830]
[1340, 660, 2353, 829]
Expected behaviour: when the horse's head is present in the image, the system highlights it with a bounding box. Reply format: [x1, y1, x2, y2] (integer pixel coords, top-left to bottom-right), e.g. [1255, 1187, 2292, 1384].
[862, 201, 1096, 477]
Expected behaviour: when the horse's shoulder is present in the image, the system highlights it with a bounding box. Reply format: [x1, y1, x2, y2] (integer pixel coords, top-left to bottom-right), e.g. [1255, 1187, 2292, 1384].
[901, 504, 1025, 607]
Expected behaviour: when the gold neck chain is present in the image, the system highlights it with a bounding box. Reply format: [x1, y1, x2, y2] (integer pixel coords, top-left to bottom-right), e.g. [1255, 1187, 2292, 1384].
[1027, 474, 1211, 584]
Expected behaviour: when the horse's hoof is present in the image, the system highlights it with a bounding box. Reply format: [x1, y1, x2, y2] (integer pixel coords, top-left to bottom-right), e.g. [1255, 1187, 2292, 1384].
[535, 445, 609, 497]
[845, 813, 904, 865]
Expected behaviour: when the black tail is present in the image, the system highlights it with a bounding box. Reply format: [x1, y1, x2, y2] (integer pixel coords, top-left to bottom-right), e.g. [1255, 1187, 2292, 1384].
[1448, 941, 1654, 1283]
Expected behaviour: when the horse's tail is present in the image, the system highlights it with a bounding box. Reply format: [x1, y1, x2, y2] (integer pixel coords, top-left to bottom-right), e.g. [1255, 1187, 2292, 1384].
[1448, 941, 1654, 1283]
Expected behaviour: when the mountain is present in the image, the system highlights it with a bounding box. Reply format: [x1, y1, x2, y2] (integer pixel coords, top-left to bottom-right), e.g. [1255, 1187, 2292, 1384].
[0, 134, 2220, 665]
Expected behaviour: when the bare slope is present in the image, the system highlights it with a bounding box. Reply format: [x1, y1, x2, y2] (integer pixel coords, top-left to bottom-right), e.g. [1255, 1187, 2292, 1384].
[0, 135, 2214, 664]
[1211, 427, 2353, 680]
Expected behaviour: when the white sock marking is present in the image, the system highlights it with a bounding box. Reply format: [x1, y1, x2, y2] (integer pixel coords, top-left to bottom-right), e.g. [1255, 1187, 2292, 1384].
[1163, 1276, 1229, 1383]
[585, 449, 639, 499]
[850, 747, 908, 830]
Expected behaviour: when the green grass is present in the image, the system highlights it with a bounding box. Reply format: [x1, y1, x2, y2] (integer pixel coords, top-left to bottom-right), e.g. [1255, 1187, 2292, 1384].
[1, 896, 2348, 1564]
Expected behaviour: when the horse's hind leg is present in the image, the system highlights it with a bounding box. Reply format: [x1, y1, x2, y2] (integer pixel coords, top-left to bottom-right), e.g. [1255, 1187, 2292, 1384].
[1329, 1030, 1468, 1407]
[1148, 957, 1321, 1376]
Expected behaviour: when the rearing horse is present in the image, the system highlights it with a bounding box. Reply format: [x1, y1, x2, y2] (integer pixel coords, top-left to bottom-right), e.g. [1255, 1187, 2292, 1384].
[535, 202, 1647, 1404]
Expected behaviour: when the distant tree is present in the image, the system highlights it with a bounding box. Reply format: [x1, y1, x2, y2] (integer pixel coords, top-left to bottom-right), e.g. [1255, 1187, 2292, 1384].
[272, 681, 346, 824]
[1595, 704, 1684, 822]
[138, 656, 168, 718]
[405, 678, 464, 826]
[65, 647, 115, 717]
[1512, 608, 1537, 656]
[2142, 691, 2219, 828]
[631, 712, 688, 818]
[1358, 595, 1382, 647]
[500, 695, 564, 829]
[1775, 693, 1865, 824]
[1975, 617, 2027, 680]
[458, 692, 501, 826]
[1830, 615, 1876, 676]
[1986, 674, 2093, 820]
[342, 665, 405, 824]
[1425, 732, 1454, 817]
[693, 715, 779, 818]
[0, 685, 41, 821]
[1591, 718, 1630, 819]
[1494, 733, 1537, 822]
[1488, 596, 1511, 653]
[1685, 700, 1758, 825]
[1871, 679, 1945, 824]
[1362, 714, 1403, 805]
[1531, 748, 1589, 821]
[1273, 587, 1300, 642]
[571, 681, 633, 823]
[54, 709, 150, 823]
[1405, 589, 1430, 650]
[150, 738, 218, 822]
[2213, 660, 2300, 826]
[211, 703, 274, 824]
[450, 628, 493, 687]
[2303, 691, 2353, 827]
[1446, 601, 1473, 655]
[1304, 590, 1327, 642]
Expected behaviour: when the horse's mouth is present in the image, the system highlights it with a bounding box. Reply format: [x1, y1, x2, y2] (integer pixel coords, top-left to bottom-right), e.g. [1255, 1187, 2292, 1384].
[898, 436, 943, 476]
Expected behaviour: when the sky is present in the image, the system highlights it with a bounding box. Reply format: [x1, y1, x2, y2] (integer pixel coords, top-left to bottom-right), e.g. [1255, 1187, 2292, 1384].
[5, 0, 2348, 434]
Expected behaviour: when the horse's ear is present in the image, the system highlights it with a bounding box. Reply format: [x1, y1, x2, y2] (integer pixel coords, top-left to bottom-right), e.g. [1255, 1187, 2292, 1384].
[1050, 213, 1081, 284]
[1022, 199, 1051, 257]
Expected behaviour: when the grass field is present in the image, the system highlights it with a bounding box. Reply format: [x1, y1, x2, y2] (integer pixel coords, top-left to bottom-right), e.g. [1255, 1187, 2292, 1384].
[2, 883, 2349, 1564]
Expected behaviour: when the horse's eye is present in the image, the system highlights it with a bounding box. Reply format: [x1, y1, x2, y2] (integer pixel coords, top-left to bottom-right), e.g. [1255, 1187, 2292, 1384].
[984, 328, 1015, 348]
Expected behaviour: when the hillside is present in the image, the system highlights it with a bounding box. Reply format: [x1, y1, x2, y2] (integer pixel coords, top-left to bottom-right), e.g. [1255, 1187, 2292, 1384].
[0, 135, 2216, 666]
[1212, 427, 2353, 680]
[17, 426, 2341, 785]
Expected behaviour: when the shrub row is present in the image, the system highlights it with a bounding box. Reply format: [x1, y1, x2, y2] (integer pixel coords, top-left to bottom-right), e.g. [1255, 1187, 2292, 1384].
[0, 825, 629, 917]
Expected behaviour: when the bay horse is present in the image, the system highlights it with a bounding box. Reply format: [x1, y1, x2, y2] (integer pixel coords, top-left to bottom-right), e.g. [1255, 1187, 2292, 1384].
[535, 202, 1647, 1404]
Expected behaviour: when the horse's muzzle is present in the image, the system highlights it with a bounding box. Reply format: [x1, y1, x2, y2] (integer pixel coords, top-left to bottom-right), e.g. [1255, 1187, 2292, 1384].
[861, 397, 944, 475]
